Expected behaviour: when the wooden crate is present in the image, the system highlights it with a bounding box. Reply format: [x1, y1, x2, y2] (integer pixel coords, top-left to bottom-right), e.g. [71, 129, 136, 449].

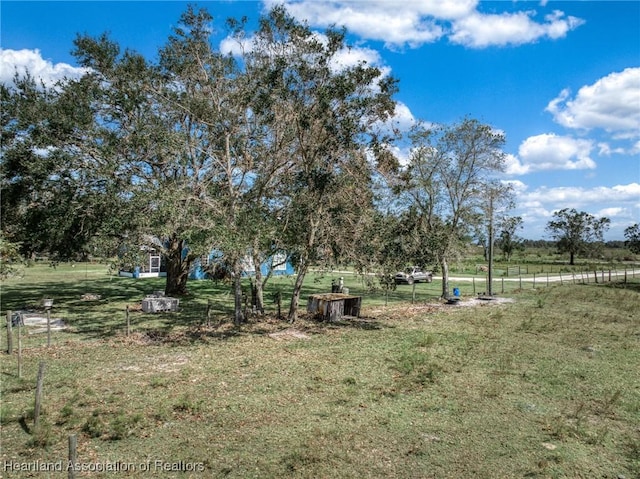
[307, 293, 361, 321]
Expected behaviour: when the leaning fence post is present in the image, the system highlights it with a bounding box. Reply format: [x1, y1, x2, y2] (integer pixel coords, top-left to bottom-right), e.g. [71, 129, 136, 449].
[34, 361, 46, 428]
[6, 310, 13, 355]
[125, 305, 131, 337]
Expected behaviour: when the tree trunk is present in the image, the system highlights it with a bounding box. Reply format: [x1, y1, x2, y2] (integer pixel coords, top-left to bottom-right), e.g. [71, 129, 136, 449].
[440, 256, 450, 299]
[288, 263, 308, 323]
[569, 251, 575, 265]
[164, 236, 191, 296]
[288, 219, 318, 322]
[232, 268, 244, 326]
[251, 250, 266, 314]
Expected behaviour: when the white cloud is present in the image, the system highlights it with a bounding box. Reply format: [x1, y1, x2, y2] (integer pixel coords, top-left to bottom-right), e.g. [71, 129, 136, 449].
[506, 133, 595, 175]
[329, 45, 391, 76]
[387, 101, 419, 132]
[503, 153, 530, 175]
[264, 1, 583, 49]
[265, 0, 451, 49]
[546, 68, 640, 138]
[503, 179, 528, 194]
[0, 48, 88, 88]
[597, 207, 625, 218]
[521, 183, 640, 206]
[450, 9, 584, 48]
[512, 182, 640, 238]
[219, 35, 253, 57]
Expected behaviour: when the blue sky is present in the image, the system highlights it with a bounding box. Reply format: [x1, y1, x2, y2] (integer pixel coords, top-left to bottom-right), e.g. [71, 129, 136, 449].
[2, 1, 639, 239]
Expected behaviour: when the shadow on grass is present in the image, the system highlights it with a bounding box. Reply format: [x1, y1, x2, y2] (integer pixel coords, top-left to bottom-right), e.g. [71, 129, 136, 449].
[106, 313, 389, 348]
[312, 318, 385, 331]
[18, 416, 32, 435]
[2, 272, 391, 344]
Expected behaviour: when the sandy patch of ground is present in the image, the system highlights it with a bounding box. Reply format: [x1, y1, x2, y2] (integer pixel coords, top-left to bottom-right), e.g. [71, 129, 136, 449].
[268, 328, 311, 341]
[19, 314, 66, 333]
[453, 296, 516, 307]
[365, 296, 515, 321]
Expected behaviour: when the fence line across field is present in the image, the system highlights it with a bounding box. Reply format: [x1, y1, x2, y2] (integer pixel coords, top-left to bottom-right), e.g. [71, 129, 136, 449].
[445, 266, 638, 296]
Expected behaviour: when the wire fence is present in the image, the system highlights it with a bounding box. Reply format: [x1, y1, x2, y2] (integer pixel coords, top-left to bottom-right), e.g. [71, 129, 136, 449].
[445, 266, 639, 297]
[371, 265, 640, 304]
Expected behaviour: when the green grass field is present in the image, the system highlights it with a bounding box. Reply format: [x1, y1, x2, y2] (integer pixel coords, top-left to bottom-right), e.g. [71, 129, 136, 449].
[1, 263, 639, 478]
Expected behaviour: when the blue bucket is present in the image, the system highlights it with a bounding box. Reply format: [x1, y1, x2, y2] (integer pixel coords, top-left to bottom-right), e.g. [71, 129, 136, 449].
[453, 287, 460, 297]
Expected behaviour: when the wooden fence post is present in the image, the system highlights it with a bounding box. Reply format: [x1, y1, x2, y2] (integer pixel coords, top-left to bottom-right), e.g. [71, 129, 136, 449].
[559, 272, 563, 285]
[472, 277, 476, 295]
[46, 308, 51, 347]
[501, 277, 504, 294]
[17, 318, 22, 379]
[126, 305, 130, 337]
[34, 361, 46, 428]
[533, 273, 536, 289]
[68, 434, 77, 479]
[6, 310, 13, 355]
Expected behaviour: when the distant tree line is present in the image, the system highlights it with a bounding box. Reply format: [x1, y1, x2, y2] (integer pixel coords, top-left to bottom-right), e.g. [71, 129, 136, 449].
[520, 239, 634, 250]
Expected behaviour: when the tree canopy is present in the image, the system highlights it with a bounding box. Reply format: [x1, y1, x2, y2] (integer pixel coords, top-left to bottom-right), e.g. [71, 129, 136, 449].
[396, 119, 507, 297]
[624, 223, 640, 254]
[546, 208, 610, 265]
[0, 5, 398, 322]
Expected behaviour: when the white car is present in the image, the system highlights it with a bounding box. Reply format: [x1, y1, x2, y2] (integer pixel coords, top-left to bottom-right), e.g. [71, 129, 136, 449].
[394, 267, 433, 285]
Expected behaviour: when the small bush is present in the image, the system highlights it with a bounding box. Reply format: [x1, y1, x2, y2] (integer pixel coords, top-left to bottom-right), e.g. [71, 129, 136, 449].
[149, 376, 168, 388]
[82, 412, 108, 438]
[173, 394, 203, 414]
[109, 413, 143, 440]
[28, 419, 55, 448]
